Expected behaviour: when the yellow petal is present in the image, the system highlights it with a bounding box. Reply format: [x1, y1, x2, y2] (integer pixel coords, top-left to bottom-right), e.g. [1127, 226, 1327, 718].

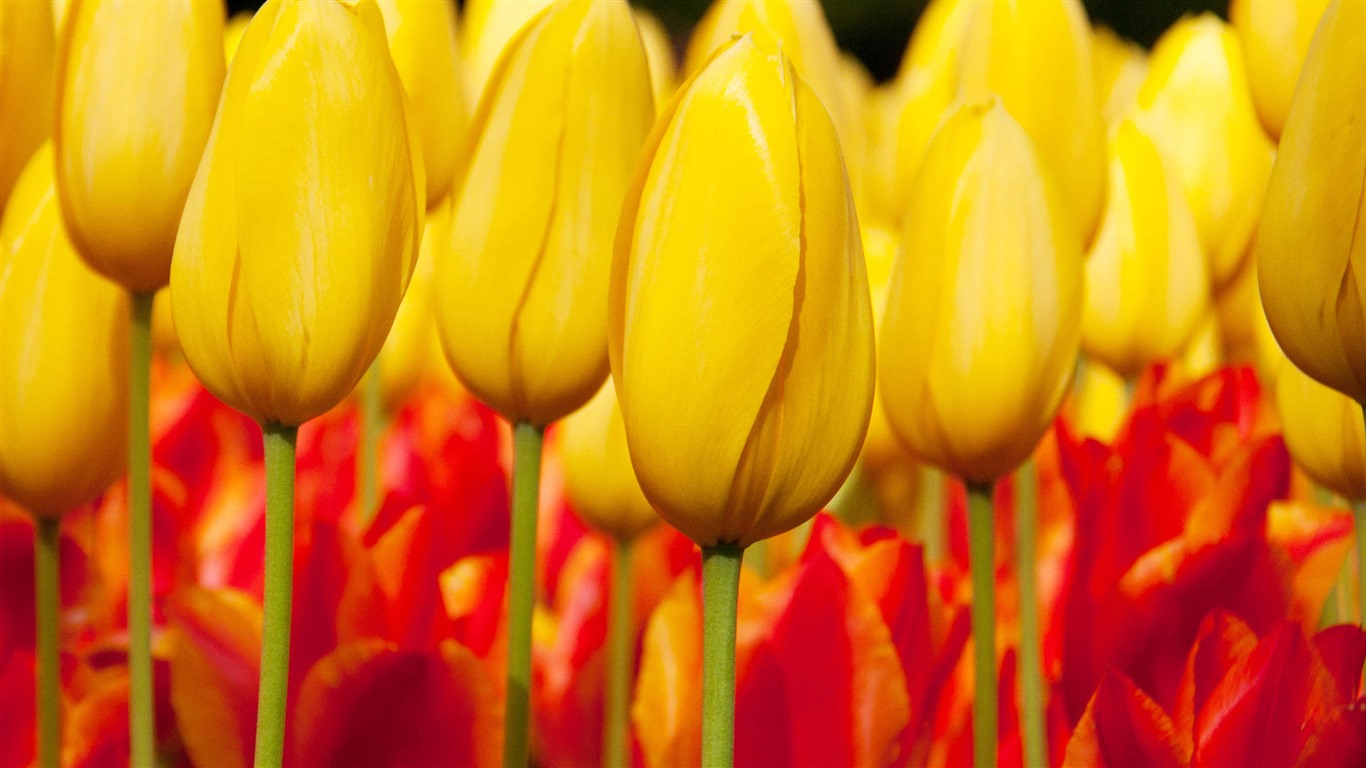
[1276, 360, 1366, 501]
[1230, 0, 1331, 139]
[634, 8, 677, 114]
[0, 1, 54, 212]
[0, 144, 129, 517]
[1091, 25, 1147, 126]
[459, 0, 552, 105]
[560, 380, 658, 541]
[54, 0, 225, 292]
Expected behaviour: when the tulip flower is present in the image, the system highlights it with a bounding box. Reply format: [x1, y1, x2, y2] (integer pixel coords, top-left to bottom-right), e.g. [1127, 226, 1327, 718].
[1091, 26, 1146, 127]
[55, 3, 225, 757]
[634, 8, 678, 113]
[0, 1, 54, 213]
[561, 381, 657, 767]
[375, 0, 466, 207]
[1230, 0, 1331, 139]
[879, 98, 1083, 767]
[1133, 15, 1274, 290]
[957, 0, 1106, 243]
[459, 0, 552, 104]
[434, 2, 653, 763]
[1258, 1, 1366, 405]
[1082, 118, 1208, 379]
[170, 1, 421, 764]
[610, 32, 873, 764]
[0, 144, 128, 767]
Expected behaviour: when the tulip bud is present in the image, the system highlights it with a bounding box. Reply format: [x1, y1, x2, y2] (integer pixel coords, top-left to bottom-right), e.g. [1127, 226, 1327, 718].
[0, 144, 128, 517]
[1276, 361, 1366, 502]
[0, 1, 54, 212]
[1230, 0, 1331, 139]
[1257, 1, 1366, 404]
[170, 0, 422, 427]
[879, 99, 1083, 484]
[610, 35, 874, 548]
[957, 0, 1106, 242]
[376, 0, 467, 207]
[1133, 14, 1274, 290]
[560, 381, 657, 541]
[54, 0, 225, 293]
[1091, 25, 1146, 126]
[377, 200, 452, 412]
[224, 11, 251, 63]
[634, 8, 677, 113]
[436, 0, 654, 427]
[460, 0, 552, 104]
[1083, 118, 1208, 379]
[1071, 361, 1128, 444]
[860, 224, 908, 474]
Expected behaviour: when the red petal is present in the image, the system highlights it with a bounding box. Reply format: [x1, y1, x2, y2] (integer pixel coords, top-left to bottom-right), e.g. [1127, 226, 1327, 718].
[1062, 670, 1190, 767]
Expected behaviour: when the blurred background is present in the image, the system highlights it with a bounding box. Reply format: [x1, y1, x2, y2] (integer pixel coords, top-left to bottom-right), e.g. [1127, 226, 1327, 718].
[227, 0, 1226, 82]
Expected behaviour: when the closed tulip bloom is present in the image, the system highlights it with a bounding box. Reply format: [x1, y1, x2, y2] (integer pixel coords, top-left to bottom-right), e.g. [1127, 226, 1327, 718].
[171, 0, 422, 427]
[0, 145, 128, 517]
[436, 0, 654, 427]
[377, 200, 451, 412]
[54, 0, 225, 293]
[610, 35, 874, 548]
[1134, 15, 1274, 290]
[1276, 361, 1366, 501]
[859, 224, 909, 474]
[958, 0, 1106, 242]
[1230, 0, 1331, 139]
[1258, 1, 1366, 404]
[0, 1, 54, 212]
[880, 99, 1083, 485]
[1083, 119, 1208, 378]
[561, 381, 657, 541]
[376, 0, 466, 207]
[224, 11, 251, 63]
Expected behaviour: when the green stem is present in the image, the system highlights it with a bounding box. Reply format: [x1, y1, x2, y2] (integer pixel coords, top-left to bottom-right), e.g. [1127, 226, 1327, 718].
[127, 290, 154, 768]
[359, 366, 383, 524]
[967, 481, 997, 768]
[504, 422, 544, 768]
[1355, 501, 1366, 626]
[35, 516, 61, 768]
[1015, 463, 1046, 768]
[254, 425, 298, 768]
[604, 537, 634, 768]
[701, 543, 743, 768]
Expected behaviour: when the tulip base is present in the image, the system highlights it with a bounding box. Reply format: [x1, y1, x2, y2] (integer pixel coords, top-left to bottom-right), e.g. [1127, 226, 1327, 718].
[255, 424, 298, 768]
[604, 537, 634, 768]
[1015, 462, 1047, 768]
[701, 542, 743, 768]
[967, 481, 997, 768]
[128, 290, 155, 768]
[35, 516, 60, 768]
[505, 422, 544, 768]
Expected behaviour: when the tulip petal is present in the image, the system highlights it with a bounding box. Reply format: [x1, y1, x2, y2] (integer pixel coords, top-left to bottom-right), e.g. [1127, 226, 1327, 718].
[167, 588, 262, 768]
[1062, 670, 1190, 767]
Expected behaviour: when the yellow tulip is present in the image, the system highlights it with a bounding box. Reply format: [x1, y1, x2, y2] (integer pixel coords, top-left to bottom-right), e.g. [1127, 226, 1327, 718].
[1177, 310, 1223, 381]
[1071, 361, 1128, 444]
[0, 1, 54, 212]
[1276, 360, 1366, 501]
[609, 35, 874, 548]
[1230, 0, 1331, 139]
[376, 0, 466, 207]
[634, 8, 677, 114]
[560, 381, 657, 541]
[860, 224, 908, 474]
[1257, 1, 1366, 404]
[378, 199, 452, 413]
[54, 0, 225, 294]
[1213, 249, 1262, 364]
[1133, 14, 1274, 290]
[460, 0, 552, 105]
[0, 144, 128, 517]
[436, 0, 654, 427]
[170, 0, 422, 428]
[880, 99, 1083, 484]
[1091, 25, 1146, 126]
[1083, 118, 1208, 379]
[957, 0, 1106, 242]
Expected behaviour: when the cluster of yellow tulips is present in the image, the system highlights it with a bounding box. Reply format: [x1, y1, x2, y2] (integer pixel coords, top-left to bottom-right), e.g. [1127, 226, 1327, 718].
[1, 0, 1364, 766]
